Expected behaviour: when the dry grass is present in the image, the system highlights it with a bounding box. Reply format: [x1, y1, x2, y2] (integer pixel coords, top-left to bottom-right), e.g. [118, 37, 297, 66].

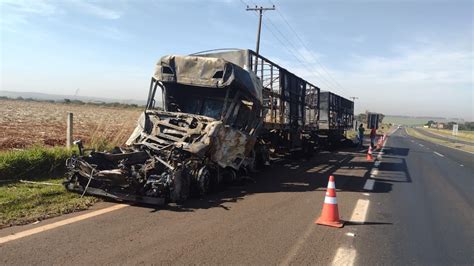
[0, 99, 141, 226]
[0, 99, 141, 151]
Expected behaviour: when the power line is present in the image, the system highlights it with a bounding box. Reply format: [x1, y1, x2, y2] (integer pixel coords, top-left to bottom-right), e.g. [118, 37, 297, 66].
[264, 17, 340, 91]
[240, 0, 337, 91]
[268, 0, 348, 94]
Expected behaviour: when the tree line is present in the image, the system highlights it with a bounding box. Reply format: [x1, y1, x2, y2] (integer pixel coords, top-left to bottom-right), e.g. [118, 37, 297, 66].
[0, 96, 144, 109]
[426, 120, 474, 131]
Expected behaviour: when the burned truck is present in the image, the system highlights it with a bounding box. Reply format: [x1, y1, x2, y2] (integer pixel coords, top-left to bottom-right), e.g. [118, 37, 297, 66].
[65, 52, 264, 204]
[196, 49, 321, 155]
[66, 49, 353, 204]
[317, 91, 354, 147]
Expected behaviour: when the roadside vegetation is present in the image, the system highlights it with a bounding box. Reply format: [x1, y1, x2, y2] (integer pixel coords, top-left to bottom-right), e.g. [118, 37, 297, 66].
[0, 177, 97, 228]
[424, 128, 474, 143]
[0, 98, 141, 151]
[0, 146, 74, 180]
[0, 95, 145, 109]
[406, 128, 474, 153]
[0, 146, 99, 228]
[0, 98, 146, 227]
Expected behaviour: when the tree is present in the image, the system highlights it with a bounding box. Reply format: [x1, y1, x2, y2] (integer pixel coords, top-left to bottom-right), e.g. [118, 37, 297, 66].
[356, 113, 367, 123]
[378, 114, 385, 123]
[446, 122, 457, 130]
[426, 120, 435, 127]
[464, 122, 474, 131]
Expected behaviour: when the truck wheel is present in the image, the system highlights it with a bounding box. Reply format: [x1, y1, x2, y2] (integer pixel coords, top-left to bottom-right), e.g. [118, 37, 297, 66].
[196, 166, 211, 195]
[170, 168, 190, 203]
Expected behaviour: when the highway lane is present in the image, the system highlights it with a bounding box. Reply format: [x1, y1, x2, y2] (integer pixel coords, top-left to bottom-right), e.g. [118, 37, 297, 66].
[414, 127, 474, 147]
[355, 128, 473, 265]
[411, 128, 474, 173]
[0, 150, 376, 265]
[1, 128, 472, 265]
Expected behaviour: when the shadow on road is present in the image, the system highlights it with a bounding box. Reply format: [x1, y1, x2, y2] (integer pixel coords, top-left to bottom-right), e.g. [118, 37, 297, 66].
[128, 140, 413, 213]
[382, 147, 410, 156]
[345, 221, 393, 226]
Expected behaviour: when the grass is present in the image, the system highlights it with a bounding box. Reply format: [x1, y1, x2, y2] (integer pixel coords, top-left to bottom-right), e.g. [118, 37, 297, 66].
[0, 146, 101, 228]
[0, 177, 98, 228]
[384, 116, 429, 126]
[0, 146, 76, 180]
[406, 128, 474, 153]
[424, 128, 474, 142]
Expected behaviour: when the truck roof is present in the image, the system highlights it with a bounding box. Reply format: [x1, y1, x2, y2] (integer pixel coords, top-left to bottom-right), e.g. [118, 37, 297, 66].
[154, 53, 263, 102]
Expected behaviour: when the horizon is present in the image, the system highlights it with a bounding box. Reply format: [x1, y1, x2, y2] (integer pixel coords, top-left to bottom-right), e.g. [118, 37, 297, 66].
[0, 89, 469, 122]
[1, 0, 472, 120]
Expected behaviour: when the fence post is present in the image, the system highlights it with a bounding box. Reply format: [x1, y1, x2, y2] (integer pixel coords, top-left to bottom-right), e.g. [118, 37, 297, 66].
[67, 112, 73, 149]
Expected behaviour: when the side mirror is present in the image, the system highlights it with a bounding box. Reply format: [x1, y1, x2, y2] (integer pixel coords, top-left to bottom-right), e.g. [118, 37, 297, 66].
[73, 139, 84, 155]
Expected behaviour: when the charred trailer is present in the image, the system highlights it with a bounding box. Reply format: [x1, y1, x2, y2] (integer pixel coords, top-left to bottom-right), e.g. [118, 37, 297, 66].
[65, 53, 265, 204]
[195, 49, 321, 156]
[317, 91, 354, 148]
[367, 112, 381, 129]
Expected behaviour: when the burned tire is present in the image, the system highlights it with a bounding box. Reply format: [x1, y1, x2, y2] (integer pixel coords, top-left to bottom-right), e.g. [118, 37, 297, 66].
[169, 168, 190, 203]
[196, 166, 211, 195]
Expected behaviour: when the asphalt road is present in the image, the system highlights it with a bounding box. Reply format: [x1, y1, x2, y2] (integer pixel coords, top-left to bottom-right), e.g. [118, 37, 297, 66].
[356, 128, 473, 265]
[1, 128, 473, 265]
[414, 127, 474, 146]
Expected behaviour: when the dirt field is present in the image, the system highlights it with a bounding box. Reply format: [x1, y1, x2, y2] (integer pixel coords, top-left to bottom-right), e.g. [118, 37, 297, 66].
[0, 99, 142, 150]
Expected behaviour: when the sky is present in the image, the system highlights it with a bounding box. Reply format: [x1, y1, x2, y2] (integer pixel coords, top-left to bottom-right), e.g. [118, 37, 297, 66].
[0, 0, 473, 120]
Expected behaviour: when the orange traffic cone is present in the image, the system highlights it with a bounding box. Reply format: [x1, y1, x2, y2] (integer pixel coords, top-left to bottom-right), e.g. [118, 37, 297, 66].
[376, 137, 382, 149]
[315, 175, 344, 228]
[366, 145, 373, 161]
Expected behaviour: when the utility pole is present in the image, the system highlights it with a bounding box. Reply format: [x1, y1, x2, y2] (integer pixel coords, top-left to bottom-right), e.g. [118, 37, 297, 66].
[246, 5, 275, 73]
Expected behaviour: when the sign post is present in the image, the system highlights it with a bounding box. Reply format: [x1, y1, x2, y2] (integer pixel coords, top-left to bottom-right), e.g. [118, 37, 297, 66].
[452, 124, 458, 136]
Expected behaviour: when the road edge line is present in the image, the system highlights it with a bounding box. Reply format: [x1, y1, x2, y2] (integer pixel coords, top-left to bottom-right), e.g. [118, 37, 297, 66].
[0, 204, 129, 245]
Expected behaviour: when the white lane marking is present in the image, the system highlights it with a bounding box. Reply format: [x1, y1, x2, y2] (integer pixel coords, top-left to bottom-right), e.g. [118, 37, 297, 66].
[280, 222, 315, 265]
[419, 144, 424, 147]
[434, 152, 445, 157]
[0, 204, 129, 244]
[363, 179, 375, 191]
[370, 169, 379, 176]
[350, 199, 370, 224]
[362, 193, 370, 196]
[332, 247, 356, 266]
[460, 164, 464, 167]
[345, 232, 356, 237]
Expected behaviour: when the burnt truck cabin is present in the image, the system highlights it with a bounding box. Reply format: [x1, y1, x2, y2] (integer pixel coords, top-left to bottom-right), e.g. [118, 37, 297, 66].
[318, 91, 354, 146]
[194, 49, 320, 154]
[65, 53, 266, 204]
[147, 54, 263, 136]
